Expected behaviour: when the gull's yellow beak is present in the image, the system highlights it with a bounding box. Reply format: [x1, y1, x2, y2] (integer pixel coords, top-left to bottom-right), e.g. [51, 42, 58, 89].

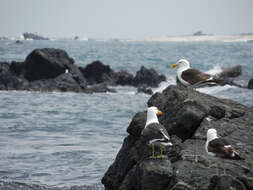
[171, 63, 178, 68]
[157, 110, 163, 115]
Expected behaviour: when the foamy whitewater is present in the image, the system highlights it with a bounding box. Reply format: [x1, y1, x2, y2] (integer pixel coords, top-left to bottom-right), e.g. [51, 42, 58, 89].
[0, 39, 252, 189]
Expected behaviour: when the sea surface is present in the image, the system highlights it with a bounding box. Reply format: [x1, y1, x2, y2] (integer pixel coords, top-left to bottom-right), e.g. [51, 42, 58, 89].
[0, 39, 253, 189]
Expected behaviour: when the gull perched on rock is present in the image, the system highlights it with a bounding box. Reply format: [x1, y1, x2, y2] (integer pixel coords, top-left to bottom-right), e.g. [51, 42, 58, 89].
[172, 59, 216, 87]
[141, 106, 172, 159]
[205, 128, 244, 174]
[171, 59, 217, 101]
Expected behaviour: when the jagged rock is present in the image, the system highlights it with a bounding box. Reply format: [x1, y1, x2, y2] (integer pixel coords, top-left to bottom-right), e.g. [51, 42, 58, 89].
[80, 60, 116, 85]
[127, 111, 146, 137]
[248, 79, 253, 89]
[119, 159, 173, 190]
[217, 65, 242, 78]
[237, 176, 253, 190]
[23, 48, 75, 81]
[115, 71, 134, 86]
[208, 175, 246, 190]
[137, 86, 153, 95]
[26, 73, 84, 92]
[10, 61, 25, 76]
[133, 66, 166, 87]
[84, 83, 116, 93]
[0, 62, 25, 90]
[102, 85, 253, 190]
[2, 48, 88, 92]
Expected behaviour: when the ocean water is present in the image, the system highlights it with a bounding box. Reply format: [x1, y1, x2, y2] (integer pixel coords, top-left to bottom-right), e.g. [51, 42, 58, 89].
[0, 39, 253, 189]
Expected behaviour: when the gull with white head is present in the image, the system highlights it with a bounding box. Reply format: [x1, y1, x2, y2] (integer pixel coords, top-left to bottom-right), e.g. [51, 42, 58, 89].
[141, 106, 172, 159]
[172, 59, 215, 87]
[205, 128, 244, 174]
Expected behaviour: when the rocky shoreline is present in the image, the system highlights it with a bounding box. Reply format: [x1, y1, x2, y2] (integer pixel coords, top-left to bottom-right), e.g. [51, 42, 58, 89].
[102, 85, 253, 190]
[0, 48, 166, 94]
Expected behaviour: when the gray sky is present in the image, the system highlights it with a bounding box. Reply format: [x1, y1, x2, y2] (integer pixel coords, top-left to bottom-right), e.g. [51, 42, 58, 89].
[0, 0, 253, 39]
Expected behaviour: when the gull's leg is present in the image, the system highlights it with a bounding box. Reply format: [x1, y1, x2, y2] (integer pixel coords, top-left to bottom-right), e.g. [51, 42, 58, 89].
[184, 85, 195, 102]
[222, 160, 226, 175]
[216, 163, 219, 176]
[151, 144, 156, 159]
[156, 146, 165, 159]
[160, 146, 164, 157]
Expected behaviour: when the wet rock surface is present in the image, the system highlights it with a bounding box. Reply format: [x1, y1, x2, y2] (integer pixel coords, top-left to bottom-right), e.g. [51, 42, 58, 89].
[248, 79, 253, 89]
[0, 48, 165, 94]
[133, 66, 166, 87]
[102, 85, 253, 190]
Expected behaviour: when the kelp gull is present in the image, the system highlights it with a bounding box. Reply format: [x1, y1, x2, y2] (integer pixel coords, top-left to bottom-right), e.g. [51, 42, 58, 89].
[141, 106, 172, 158]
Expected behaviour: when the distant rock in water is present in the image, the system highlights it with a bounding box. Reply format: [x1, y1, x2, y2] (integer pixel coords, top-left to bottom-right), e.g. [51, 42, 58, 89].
[248, 79, 253, 89]
[133, 66, 166, 87]
[0, 48, 165, 94]
[137, 86, 153, 95]
[217, 65, 242, 78]
[15, 40, 23, 44]
[102, 85, 253, 190]
[24, 48, 75, 81]
[79, 60, 116, 85]
[23, 32, 49, 40]
[79, 61, 166, 91]
[114, 71, 134, 86]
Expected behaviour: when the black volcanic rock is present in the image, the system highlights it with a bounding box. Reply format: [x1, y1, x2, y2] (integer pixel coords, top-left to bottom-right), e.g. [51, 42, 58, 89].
[133, 66, 166, 87]
[26, 73, 84, 92]
[24, 48, 74, 81]
[80, 60, 116, 85]
[0, 62, 25, 90]
[102, 85, 253, 190]
[137, 86, 153, 95]
[10, 61, 25, 76]
[217, 65, 242, 78]
[115, 71, 134, 86]
[248, 79, 253, 89]
[209, 175, 246, 190]
[0, 49, 166, 93]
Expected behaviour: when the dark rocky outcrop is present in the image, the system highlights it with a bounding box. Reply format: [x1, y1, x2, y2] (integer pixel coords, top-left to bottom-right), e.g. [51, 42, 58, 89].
[217, 65, 242, 78]
[24, 48, 75, 81]
[102, 85, 253, 190]
[0, 62, 24, 90]
[248, 79, 253, 89]
[79, 61, 165, 95]
[0, 49, 90, 93]
[115, 71, 134, 86]
[0, 48, 166, 94]
[137, 86, 153, 95]
[133, 66, 166, 87]
[79, 60, 116, 85]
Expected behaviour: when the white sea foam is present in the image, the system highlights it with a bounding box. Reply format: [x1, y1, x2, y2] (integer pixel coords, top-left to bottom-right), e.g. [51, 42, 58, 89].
[153, 76, 177, 93]
[197, 85, 235, 95]
[206, 65, 222, 75]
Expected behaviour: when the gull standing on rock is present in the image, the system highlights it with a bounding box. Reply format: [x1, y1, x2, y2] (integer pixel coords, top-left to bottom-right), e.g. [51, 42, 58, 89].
[171, 59, 217, 102]
[172, 59, 216, 87]
[141, 106, 172, 159]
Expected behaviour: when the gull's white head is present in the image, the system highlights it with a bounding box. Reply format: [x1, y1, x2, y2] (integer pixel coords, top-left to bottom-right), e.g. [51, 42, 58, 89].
[147, 106, 163, 116]
[172, 59, 190, 70]
[206, 128, 218, 141]
[145, 106, 163, 127]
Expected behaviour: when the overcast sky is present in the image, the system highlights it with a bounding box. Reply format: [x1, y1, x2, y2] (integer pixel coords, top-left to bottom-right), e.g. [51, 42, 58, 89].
[0, 0, 253, 39]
